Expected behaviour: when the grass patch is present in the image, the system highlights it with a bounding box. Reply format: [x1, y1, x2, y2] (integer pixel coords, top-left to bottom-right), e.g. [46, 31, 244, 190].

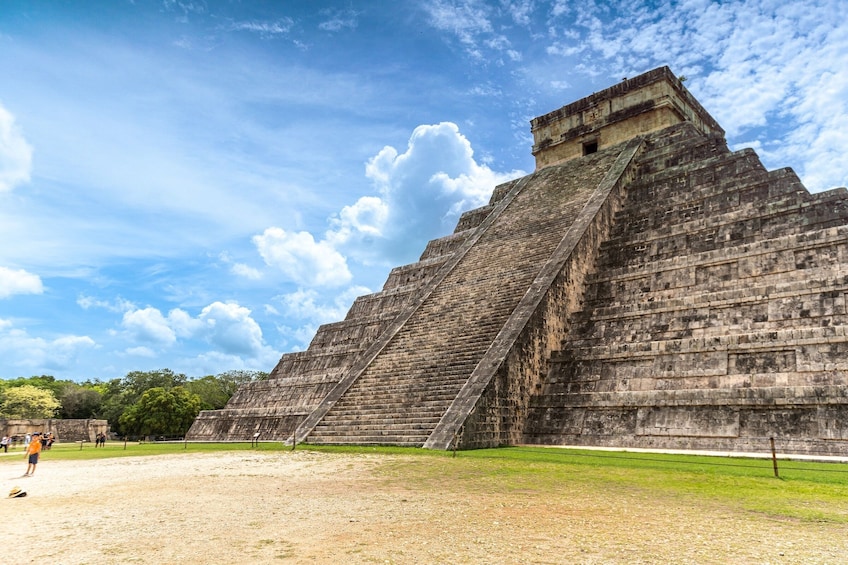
[308, 445, 848, 524]
[4, 441, 847, 523]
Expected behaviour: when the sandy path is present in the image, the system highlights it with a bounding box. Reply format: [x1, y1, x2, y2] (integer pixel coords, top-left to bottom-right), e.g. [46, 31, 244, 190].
[1, 450, 846, 564]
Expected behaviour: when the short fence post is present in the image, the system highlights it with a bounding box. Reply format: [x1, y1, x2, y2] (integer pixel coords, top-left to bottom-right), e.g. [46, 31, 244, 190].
[770, 437, 779, 478]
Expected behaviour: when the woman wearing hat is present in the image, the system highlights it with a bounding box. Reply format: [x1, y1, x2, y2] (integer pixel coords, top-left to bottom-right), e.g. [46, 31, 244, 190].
[24, 432, 42, 477]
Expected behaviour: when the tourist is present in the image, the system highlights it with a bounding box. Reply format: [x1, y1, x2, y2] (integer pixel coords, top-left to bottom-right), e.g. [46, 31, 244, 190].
[1, 435, 8, 453]
[24, 432, 42, 477]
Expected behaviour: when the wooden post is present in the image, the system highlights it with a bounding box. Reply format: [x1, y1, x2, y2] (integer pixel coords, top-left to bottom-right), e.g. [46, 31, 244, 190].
[770, 437, 779, 478]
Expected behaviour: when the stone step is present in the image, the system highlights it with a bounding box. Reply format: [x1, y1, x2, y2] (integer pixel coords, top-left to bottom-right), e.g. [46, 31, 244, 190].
[305, 434, 426, 447]
[607, 190, 806, 243]
[586, 224, 848, 285]
[635, 131, 728, 175]
[313, 418, 442, 430]
[330, 392, 459, 407]
[597, 202, 847, 271]
[578, 275, 848, 322]
[539, 369, 848, 396]
[528, 384, 848, 407]
[558, 324, 848, 361]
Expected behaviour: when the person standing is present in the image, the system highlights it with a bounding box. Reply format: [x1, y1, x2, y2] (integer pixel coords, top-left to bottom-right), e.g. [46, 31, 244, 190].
[24, 432, 42, 477]
[1, 436, 9, 453]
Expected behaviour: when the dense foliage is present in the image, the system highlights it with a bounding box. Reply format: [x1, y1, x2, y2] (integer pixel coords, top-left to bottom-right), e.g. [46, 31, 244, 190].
[0, 369, 268, 437]
[0, 384, 61, 419]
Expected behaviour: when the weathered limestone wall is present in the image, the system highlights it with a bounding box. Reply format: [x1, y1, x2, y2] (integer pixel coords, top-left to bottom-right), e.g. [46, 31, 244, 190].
[531, 67, 723, 169]
[1, 419, 109, 443]
[523, 121, 848, 455]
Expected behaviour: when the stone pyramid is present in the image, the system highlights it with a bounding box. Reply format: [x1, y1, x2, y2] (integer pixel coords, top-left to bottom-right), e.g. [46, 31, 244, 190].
[188, 67, 848, 455]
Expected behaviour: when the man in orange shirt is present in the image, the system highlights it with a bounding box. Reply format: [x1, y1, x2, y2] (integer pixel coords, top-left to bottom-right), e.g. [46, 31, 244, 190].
[24, 432, 42, 477]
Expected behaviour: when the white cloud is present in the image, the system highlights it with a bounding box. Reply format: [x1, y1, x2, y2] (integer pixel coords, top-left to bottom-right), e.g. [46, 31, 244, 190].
[126, 346, 156, 357]
[122, 307, 178, 345]
[0, 266, 43, 298]
[354, 122, 523, 261]
[0, 103, 33, 193]
[231, 263, 263, 280]
[77, 295, 135, 312]
[541, 0, 848, 191]
[505, 0, 535, 26]
[279, 285, 370, 325]
[226, 18, 294, 37]
[120, 301, 273, 358]
[167, 307, 204, 338]
[423, 0, 494, 58]
[248, 122, 522, 284]
[319, 9, 359, 32]
[0, 323, 95, 371]
[253, 227, 352, 287]
[197, 301, 265, 356]
[272, 285, 371, 349]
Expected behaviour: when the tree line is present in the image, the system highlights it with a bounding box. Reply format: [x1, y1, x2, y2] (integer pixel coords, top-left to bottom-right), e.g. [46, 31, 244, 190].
[0, 369, 268, 438]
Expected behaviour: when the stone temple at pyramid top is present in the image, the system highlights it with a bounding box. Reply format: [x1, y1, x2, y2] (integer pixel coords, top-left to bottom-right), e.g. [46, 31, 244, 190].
[530, 66, 724, 169]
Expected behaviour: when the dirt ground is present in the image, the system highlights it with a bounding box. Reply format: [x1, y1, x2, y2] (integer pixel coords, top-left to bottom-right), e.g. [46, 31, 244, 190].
[1, 449, 846, 564]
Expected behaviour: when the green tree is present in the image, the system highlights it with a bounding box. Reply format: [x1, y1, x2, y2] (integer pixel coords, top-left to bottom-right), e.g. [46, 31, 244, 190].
[96, 369, 189, 436]
[121, 369, 187, 399]
[185, 375, 230, 411]
[185, 370, 269, 411]
[58, 383, 103, 419]
[119, 386, 202, 437]
[0, 384, 61, 419]
[1, 375, 73, 398]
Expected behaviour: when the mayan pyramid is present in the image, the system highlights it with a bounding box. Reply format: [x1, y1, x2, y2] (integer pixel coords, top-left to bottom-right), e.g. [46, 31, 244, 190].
[188, 67, 848, 455]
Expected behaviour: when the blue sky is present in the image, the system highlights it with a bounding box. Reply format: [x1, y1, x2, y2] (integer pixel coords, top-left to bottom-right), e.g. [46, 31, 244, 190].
[0, 0, 846, 382]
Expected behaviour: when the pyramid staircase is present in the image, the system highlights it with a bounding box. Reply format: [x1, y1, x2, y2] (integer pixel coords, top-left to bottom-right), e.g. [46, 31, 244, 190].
[300, 142, 637, 446]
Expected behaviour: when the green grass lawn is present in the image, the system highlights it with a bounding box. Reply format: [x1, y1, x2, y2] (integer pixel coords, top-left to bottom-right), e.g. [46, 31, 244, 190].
[3, 441, 847, 524]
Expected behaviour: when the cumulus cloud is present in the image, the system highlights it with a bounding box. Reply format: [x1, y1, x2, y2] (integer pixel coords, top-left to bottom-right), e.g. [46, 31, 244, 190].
[345, 122, 523, 262]
[0, 266, 43, 298]
[231, 263, 263, 280]
[0, 322, 95, 371]
[253, 227, 352, 287]
[197, 301, 265, 356]
[271, 285, 371, 349]
[0, 103, 33, 192]
[120, 301, 271, 358]
[279, 286, 370, 325]
[246, 121, 522, 291]
[122, 307, 179, 345]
